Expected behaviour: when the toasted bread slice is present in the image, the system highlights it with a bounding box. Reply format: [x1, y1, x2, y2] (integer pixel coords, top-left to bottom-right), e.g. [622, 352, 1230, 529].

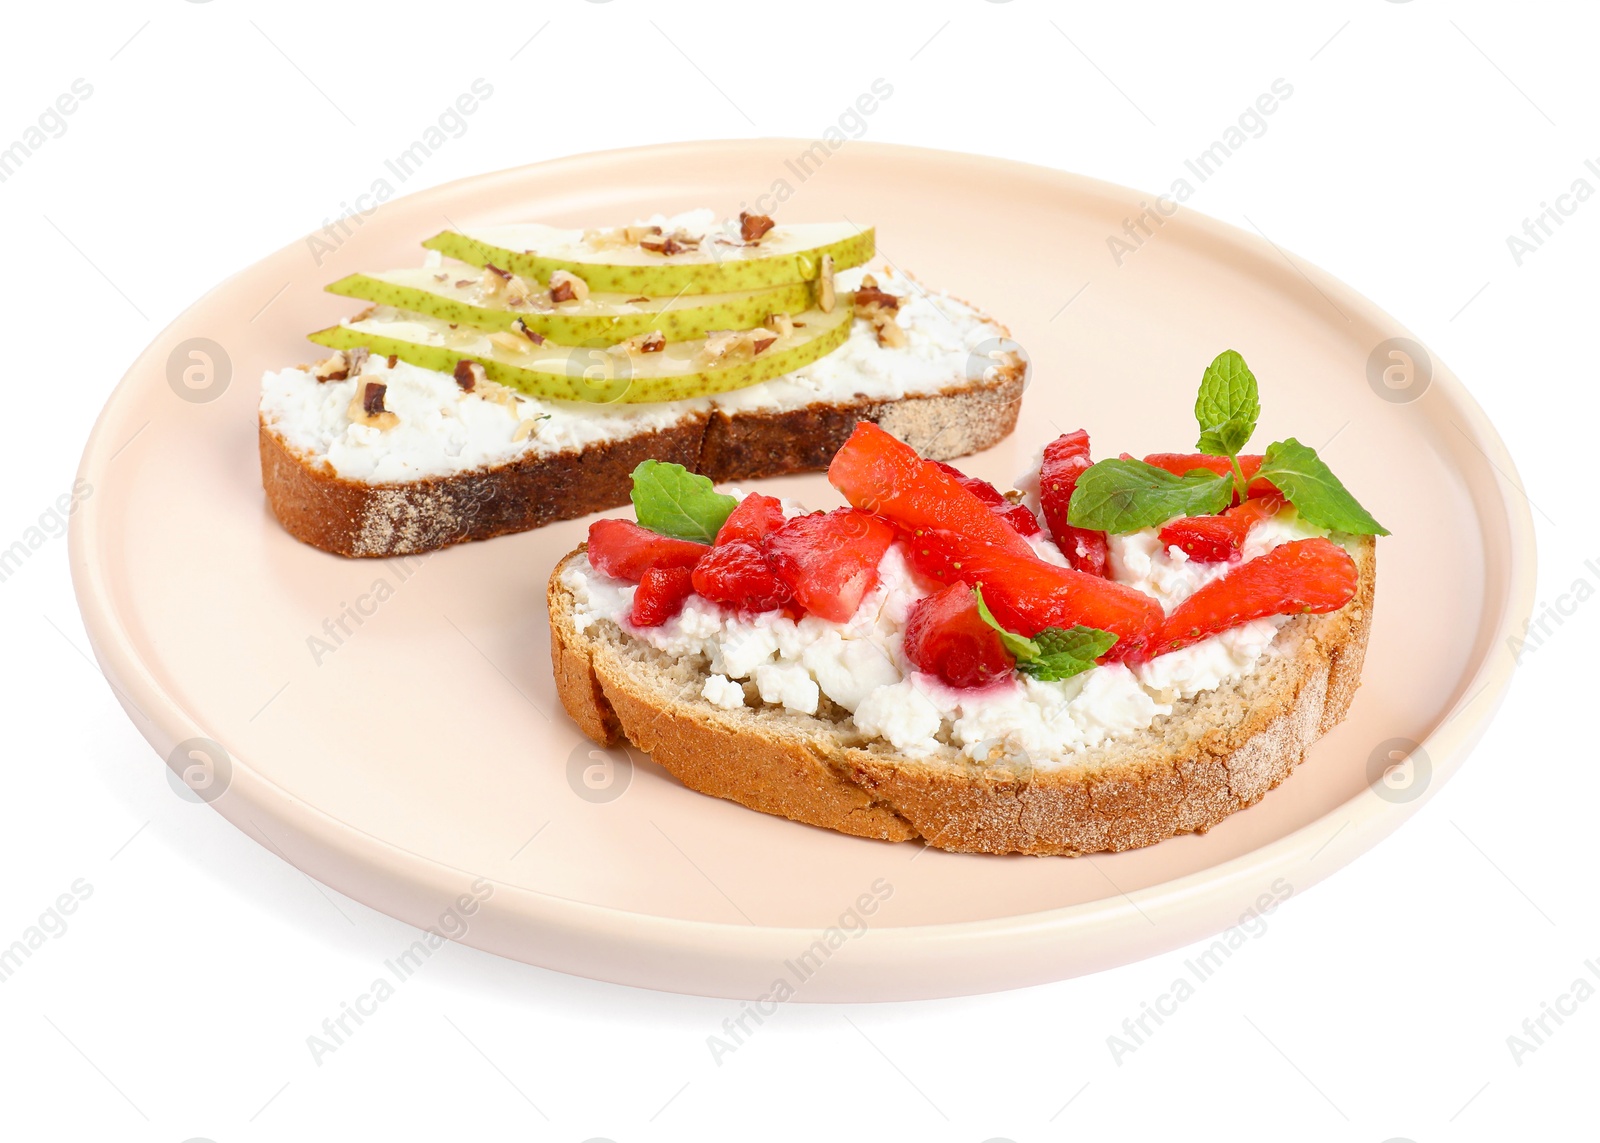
[259, 277, 1023, 558]
[547, 538, 1375, 857]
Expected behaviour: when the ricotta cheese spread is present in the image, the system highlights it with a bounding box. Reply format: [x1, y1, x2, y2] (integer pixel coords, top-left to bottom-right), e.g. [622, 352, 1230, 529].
[260, 257, 1012, 484]
[561, 510, 1330, 767]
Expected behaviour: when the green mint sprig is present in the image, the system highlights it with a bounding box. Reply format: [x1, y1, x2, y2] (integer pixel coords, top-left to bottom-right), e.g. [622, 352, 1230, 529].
[1065, 458, 1233, 534]
[973, 586, 1117, 682]
[629, 460, 736, 543]
[1065, 349, 1388, 536]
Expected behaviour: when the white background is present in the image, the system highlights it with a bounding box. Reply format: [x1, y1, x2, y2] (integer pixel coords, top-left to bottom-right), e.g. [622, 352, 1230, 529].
[1, 1, 1593, 1139]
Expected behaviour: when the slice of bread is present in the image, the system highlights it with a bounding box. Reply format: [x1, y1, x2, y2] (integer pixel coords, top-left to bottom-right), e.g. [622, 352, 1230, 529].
[259, 278, 1024, 558]
[547, 538, 1376, 857]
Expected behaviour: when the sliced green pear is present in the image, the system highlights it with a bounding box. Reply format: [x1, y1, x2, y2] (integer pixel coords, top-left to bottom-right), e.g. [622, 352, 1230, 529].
[422, 221, 873, 296]
[326, 269, 814, 348]
[306, 304, 854, 404]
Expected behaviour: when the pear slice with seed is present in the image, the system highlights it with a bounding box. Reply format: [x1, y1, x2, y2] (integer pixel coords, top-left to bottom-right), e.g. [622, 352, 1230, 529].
[306, 303, 854, 405]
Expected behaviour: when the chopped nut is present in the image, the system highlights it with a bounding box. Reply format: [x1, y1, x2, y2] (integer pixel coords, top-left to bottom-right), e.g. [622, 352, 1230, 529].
[625, 296, 651, 304]
[549, 269, 590, 304]
[347, 381, 399, 429]
[433, 272, 448, 282]
[477, 379, 523, 409]
[511, 318, 545, 345]
[385, 354, 398, 369]
[311, 351, 350, 382]
[739, 211, 776, 242]
[854, 284, 901, 314]
[748, 328, 778, 356]
[455, 279, 473, 289]
[698, 329, 745, 367]
[860, 273, 878, 289]
[639, 228, 701, 256]
[867, 308, 907, 348]
[623, 225, 661, 244]
[637, 330, 666, 354]
[489, 330, 535, 355]
[512, 415, 542, 442]
[765, 312, 795, 338]
[817, 253, 836, 313]
[453, 360, 484, 392]
[480, 263, 512, 300]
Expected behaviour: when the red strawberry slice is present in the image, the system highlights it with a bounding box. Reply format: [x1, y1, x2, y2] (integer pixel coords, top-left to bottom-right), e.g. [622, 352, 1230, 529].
[1142, 453, 1277, 503]
[630, 566, 695, 627]
[1156, 538, 1359, 655]
[587, 518, 709, 582]
[903, 582, 1014, 688]
[1159, 494, 1285, 562]
[901, 527, 1163, 661]
[691, 540, 789, 612]
[1038, 430, 1109, 576]
[930, 461, 1041, 536]
[764, 508, 896, 623]
[714, 492, 787, 547]
[828, 422, 1035, 559]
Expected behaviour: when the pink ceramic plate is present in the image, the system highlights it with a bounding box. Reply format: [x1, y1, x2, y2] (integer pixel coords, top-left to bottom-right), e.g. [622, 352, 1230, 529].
[72, 141, 1533, 1000]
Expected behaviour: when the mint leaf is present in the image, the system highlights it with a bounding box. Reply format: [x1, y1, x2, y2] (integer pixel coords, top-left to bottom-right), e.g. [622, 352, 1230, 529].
[1019, 626, 1119, 681]
[1067, 459, 1233, 533]
[973, 586, 1116, 680]
[629, 460, 737, 543]
[973, 585, 1039, 660]
[1256, 438, 1389, 536]
[1194, 350, 1260, 457]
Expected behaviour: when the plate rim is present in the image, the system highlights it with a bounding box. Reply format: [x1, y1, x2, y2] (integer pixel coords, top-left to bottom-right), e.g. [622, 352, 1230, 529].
[70, 139, 1537, 1000]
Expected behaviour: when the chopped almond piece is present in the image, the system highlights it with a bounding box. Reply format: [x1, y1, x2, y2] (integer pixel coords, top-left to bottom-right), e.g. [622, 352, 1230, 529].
[549, 270, 589, 304]
[817, 254, 836, 313]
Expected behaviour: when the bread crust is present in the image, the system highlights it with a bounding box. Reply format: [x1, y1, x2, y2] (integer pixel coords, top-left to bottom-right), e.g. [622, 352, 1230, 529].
[260, 368, 1023, 559]
[548, 538, 1376, 856]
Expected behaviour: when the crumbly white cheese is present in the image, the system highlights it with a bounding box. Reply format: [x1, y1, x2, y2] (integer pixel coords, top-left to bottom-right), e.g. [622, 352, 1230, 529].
[261, 263, 1006, 484]
[561, 507, 1331, 768]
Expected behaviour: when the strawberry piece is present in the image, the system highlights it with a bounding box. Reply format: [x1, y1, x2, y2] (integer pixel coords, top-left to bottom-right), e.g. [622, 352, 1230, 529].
[930, 461, 1041, 536]
[630, 566, 695, 627]
[1156, 538, 1359, 655]
[691, 540, 789, 612]
[901, 527, 1164, 662]
[1159, 495, 1285, 562]
[903, 582, 1014, 688]
[714, 492, 787, 547]
[587, 518, 708, 583]
[764, 508, 896, 622]
[1038, 430, 1109, 576]
[1142, 453, 1277, 503]
[828, 422, 1035, 559]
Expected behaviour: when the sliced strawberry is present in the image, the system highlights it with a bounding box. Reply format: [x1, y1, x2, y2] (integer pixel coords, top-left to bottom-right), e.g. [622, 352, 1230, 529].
[587, 518, 709, 583]
[901, 528, 1163, 661]
[1142, 452, 1276, 503]
[714, 492, 787, 547]
[691, 541, 789, 612]
[828, 422, 1035, 559]
[630, 566, 695, 627]
[1159, 494, 1285, 562]
[903, 582, 1014, 688]
[764, 508, 896, 623]
[1038, 430, 1109, 576]
[1156, 538, 1359, 655]
[930, 461, 1041, 536]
